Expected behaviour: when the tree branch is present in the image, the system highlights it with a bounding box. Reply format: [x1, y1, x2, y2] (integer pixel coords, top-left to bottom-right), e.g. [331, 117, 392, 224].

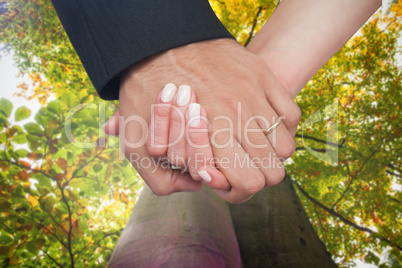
[1, 222, 13, 233]
[38, 56, 82, 67]
[296, 147, 334, 153]
[56, 180, 75, 268]
[37, 197, 65, 233]
[313, 204, 326, 237]
[4, 159, 75, 263]
[387, 164, 401, 173]
[388, 196, 402, 205]
[293, 180, 402, 251]
[44, 251, 64, 268]
[331, 140, 384, 209]
[331, 163, 353, 210]
[379, 18, 397, 34]
[244, 6, 263, 46]
[66, 147, 107, 186]
[386, 170, 401, 178]
[74, 229, 123, 263]
[295, 134, 343, 148]
[7, 210, 67, 248]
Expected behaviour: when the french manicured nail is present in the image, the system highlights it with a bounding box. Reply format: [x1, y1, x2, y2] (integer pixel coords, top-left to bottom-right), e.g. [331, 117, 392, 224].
[177, 85, 191, 106]
[188, 103, 201, 127]
[198, 170, 212, 183]
[161, 83, 177, 102]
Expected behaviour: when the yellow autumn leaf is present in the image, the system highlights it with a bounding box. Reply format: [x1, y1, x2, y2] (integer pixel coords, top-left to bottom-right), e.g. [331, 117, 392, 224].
[45, 154, 53, 165]
[98, 153, 110, 162]
[104, 165, 113, 181]
[65, 188, 78, 201]
[113, 189, 119, 202]
[72, 227, 84, 238]
[120, 192, 129, 204]
[27, 194, 38, 208]
[65, 166, 76, 180]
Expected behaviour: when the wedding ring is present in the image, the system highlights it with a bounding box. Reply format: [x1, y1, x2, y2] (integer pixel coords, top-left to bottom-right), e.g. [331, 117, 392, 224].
[263, 118, 282, 136]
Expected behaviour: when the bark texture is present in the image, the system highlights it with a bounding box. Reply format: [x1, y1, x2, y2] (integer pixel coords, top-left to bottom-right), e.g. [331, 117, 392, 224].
[108, 186, 241, 267]
[229, 175, 338, 267]
[108, 175, 337, 267]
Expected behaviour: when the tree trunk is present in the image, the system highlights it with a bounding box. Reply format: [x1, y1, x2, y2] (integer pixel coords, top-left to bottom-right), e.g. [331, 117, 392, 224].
[229, 175, 337, 267]
[108, 175, 337, 267]
[108, 186, 241, 267]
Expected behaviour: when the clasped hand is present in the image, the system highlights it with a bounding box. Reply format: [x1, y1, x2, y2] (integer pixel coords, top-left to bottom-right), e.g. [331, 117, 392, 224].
[104, 39, 300, 203]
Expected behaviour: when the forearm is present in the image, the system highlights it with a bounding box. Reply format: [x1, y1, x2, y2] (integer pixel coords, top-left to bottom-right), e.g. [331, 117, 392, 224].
[247, 0, 381, 97]
[52, 0, 234, 100]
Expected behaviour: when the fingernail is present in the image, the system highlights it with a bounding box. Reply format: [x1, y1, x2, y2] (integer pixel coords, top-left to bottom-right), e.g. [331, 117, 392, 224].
[198, 170, 212, 183]
[188, 103, 201, 127]
[102, 116, 115, 135]
[102, 121, 108, 135]
[161, 83, 177, 102]
[177, 85, 191, 106]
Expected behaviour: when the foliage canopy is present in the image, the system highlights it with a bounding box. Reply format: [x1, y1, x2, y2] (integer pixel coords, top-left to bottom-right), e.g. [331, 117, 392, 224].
[0, 0, 401, 267]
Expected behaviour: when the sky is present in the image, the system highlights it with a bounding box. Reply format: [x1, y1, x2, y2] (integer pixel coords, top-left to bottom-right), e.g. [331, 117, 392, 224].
[0, 51, 41, 123]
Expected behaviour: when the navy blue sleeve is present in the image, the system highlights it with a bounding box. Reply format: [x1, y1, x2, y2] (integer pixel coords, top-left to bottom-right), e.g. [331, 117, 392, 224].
[51, 0, 234, 100]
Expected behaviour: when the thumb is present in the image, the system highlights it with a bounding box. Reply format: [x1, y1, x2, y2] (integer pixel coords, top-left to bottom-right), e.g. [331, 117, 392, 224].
[103, 110, 120, 136]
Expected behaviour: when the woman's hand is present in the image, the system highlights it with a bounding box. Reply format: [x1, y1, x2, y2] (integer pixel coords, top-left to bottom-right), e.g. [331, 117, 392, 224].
[109, 39, 300, 203]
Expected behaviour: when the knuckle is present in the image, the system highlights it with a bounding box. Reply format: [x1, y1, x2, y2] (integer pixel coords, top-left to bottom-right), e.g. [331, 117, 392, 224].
[189, 131, 208, 146]
[226, 196, 245, 204]
[167, 150, 186, 168]
[241, 175, 265, 195]
[189, 169, 202, 182]
[146, 140, 167, 157]
[268, 167, 286, 187]
[170, 111, 185, 125]
[286, 104, 301, 127]
[277, 138, 296, 160]
[153, 105, 171, 118]
[152, 186, 173, 196]
[217, 94, 240, 116]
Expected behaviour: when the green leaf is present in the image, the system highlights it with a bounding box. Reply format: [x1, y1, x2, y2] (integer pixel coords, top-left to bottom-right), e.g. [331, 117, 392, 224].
[15, 106, 31, 122]
[12, 133, 28, 144]
[44, 195, 55, 211]
[93, 163, 103, 172]
[14, 149, 28, 158]
[24, 122, 43, 135]
[35, 238, 46, 250]
[0, 98, 13, 118]
[47, 101, 61, 115]
[33, 173, 52, 188]
[35, 109, 50, 128]
[25, 240, 39, 255]
[0, 113, 8, 130]
[82, 117, 99, 128]
[0, 235, 13, 246]
[364, 251, 380, 265]
[54, 203, 69, 215]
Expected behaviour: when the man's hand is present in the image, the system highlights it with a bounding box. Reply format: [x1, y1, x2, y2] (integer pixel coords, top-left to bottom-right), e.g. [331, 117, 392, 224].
[116, 38, 300, 203]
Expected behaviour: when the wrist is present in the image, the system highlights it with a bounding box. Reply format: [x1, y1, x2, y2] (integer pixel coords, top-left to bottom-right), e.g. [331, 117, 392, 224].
[119, 38, 242, 99]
